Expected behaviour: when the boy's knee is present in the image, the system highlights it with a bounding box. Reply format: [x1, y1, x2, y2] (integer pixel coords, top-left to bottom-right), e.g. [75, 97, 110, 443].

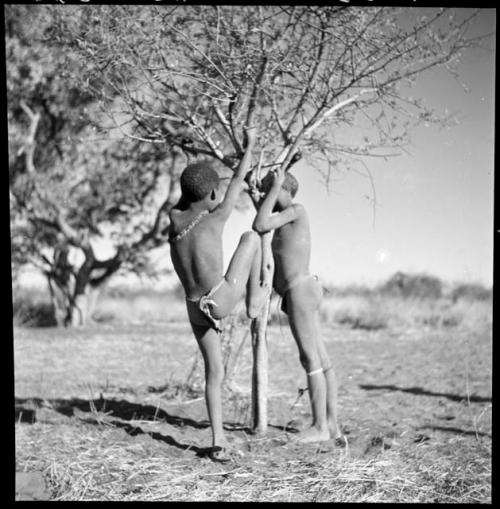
[318, 348, 331, 366]
[299, 350, 321, 372]
[241, 230, 259, 245]
[205, 360, 224, 383]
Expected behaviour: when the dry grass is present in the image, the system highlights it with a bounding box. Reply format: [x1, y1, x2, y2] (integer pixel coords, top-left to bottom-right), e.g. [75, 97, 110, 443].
[15, 417, 491, 502]
[318, 293, 492, 332]
[15, 317, 491, 502]
[13, 277, 492, 333]
[90, 287, 492, 336]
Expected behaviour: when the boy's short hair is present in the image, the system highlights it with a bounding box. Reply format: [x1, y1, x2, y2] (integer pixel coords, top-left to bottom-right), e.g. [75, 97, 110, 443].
[260, 171, 299, 198]
[180, 161, 220, 202]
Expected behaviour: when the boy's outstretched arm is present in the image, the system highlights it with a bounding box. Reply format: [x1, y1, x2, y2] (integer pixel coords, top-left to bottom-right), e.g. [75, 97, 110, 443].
[215, 128, 256, 219]
[253, 168, 302, 233]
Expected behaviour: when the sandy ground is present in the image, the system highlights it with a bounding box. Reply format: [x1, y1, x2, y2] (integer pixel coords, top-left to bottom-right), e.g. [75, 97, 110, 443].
[14, 321, 491, 501]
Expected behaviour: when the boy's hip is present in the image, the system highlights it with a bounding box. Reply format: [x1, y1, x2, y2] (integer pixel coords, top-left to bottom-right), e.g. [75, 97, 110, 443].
[280, 274, 322, 314]
[185, 279, 226, 333]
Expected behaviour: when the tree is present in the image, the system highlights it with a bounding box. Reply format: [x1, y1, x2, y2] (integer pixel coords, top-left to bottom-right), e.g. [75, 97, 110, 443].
[46, 5, 488, 428]
[7, 5, 183, 326]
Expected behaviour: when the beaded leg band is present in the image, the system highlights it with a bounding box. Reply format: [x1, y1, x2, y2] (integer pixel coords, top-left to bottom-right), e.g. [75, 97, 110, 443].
[307, 368, 324, 377]
[307, 366, 333, 377]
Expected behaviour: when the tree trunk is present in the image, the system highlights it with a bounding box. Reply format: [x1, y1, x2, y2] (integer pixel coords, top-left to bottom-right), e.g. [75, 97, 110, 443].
[47, 276, 72, 327]
[48, 275, 104, 327]
[70, 284, 102, 326]
[47, 242, 110, 327]
[46, 243, 74, 326]
[251, 232, 274, 434]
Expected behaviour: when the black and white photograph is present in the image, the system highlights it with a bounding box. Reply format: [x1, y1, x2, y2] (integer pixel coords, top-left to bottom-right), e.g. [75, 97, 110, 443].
[9, 2, 493, 502]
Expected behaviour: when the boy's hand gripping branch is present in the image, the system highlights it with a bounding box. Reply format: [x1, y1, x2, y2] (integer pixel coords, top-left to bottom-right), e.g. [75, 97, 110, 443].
[215, 127, 256, 219]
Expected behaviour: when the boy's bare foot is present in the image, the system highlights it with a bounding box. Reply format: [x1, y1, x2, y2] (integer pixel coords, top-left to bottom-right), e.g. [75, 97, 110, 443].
[328, 422, 348, 447]
[328, 422, 342, 439]
[208, 445, 232, 463]
[247, 282, 272, 319]
[334, 435, 348, 448]
[208, 438, 244, 463]
[292, 426, 330, 444]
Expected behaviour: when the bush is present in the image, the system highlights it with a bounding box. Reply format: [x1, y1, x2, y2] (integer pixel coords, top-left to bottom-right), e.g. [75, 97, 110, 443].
[334, 309, 388, 330]
[12, 288, 57, 327]
[451, 283, 492, 303]
[323, 284, 374, 298]
[320, 296, 388, 330]
[91, 309, 117, 324]
[379, 272, 442, 300]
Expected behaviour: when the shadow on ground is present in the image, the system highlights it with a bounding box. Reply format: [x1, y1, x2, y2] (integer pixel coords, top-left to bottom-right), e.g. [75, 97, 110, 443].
[359, 384, 491, 403]
[15, 396, 218, 458]
[15, 396, 211, 428]
[416, 424, 491, 439]
[15, 395, 302, 459]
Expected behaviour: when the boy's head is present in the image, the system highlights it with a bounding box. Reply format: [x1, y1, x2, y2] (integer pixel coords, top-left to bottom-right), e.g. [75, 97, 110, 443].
[180, 161, 221, 207]
[260, 170, 298, 208]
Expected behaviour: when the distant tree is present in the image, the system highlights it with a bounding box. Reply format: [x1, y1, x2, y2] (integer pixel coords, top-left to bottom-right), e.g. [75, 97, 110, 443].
[31, 5, 490, 429]
[7, 5, 183, 326]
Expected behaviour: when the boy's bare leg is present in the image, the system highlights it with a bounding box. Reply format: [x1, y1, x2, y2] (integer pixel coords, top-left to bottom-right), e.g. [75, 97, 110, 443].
[316, 337, 343, 440]
[246, 232, 273, 318]
[287, 285, 330, 443]
[190, 322, 228, 449]
[211, 231, 271, 320]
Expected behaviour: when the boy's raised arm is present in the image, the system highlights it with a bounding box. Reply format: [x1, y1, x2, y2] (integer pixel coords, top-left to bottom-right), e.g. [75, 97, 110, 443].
[253, 168, 301, 233]
[215, 128, 256, 219]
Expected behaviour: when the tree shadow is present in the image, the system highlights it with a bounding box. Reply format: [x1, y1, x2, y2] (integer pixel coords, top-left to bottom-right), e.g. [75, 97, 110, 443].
[359, 384, 491, 403]
[15, 396, 219, 457]
[223, 422, 299, 434]
[15, 396, 211, 429]
[15, 396, 299, 451]
[270, 424, 300, 433]
[416, 424, 491, 439]
[100, 419, 212, 458]
[15, 406, 36, 423]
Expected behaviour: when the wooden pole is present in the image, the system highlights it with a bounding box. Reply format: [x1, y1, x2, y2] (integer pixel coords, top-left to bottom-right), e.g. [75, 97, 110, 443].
[251, 231, 274, 434]
[251, 300, 270, 433]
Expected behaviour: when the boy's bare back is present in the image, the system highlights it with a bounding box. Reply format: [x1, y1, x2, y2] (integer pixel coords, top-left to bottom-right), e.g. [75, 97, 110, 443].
[170, 208, 226, 300]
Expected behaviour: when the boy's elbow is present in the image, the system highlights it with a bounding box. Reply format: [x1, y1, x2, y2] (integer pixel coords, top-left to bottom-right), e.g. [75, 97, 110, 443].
[252, 220, 268, 234]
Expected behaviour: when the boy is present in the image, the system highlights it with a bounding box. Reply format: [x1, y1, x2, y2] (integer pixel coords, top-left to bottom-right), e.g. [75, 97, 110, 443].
[168, 128, 271, 462]
[252, 166, 344, 444]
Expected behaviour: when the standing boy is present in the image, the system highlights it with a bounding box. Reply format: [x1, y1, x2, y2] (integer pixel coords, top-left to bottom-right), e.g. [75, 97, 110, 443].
[252, 166, 344, 444]
[169, 129, 270, 462]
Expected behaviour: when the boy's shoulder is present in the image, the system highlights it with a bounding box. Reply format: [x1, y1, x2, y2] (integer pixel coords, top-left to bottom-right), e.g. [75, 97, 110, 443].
[290, 202, 307, 216]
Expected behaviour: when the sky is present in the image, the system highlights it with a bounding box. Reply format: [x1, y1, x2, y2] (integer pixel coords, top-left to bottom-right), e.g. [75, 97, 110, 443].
[222, 8, 495, 288]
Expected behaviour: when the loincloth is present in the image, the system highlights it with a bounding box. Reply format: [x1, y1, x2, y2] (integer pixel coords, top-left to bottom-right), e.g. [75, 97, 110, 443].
[186, 278, 225, 332]
[279, 274, 320, 314]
